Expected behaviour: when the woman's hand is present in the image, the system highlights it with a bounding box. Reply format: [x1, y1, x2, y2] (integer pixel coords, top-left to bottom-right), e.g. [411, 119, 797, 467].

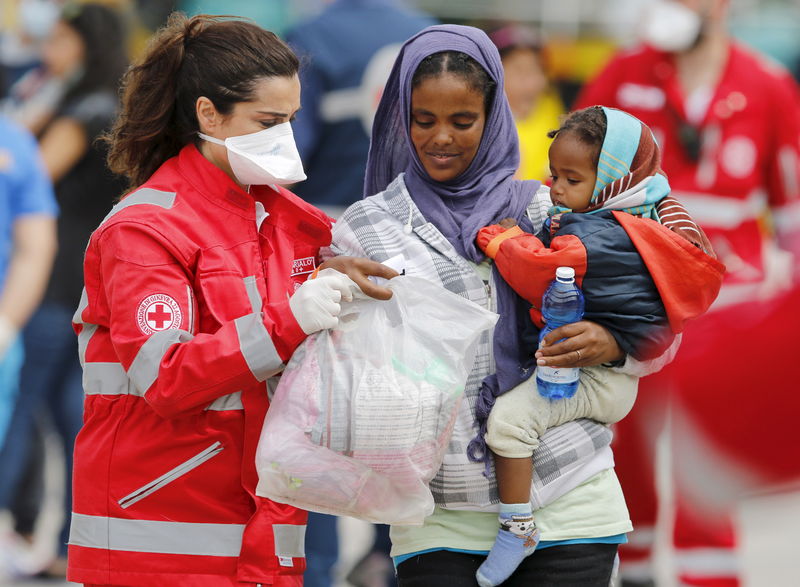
[318, 256, 399, 300]
[535, 320, 624, 368]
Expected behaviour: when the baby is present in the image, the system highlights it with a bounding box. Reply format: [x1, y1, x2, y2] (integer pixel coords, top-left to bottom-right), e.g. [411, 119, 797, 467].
[473, 106, 724, 587]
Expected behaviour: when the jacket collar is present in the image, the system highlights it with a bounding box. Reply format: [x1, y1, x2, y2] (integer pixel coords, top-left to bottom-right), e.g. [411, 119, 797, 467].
[177, 144, 255, 218]
[256, 184, 332, 248]
[176, 144, 332, 247]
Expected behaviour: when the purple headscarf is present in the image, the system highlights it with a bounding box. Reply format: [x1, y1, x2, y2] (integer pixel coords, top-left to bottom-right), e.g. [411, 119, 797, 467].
[364, 24, 543, 471]
[364, 24, 540, 261]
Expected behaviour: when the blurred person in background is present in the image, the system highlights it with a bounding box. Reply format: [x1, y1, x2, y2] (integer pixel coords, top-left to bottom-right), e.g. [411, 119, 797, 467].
[0, 115, 58, 580]
[133, 0, 177, 32]
[488, 23, 564, 182]
[0, 0, 64, 128]
[285, 0, 435, 217]
[0, 2, 128, 579]
[283, 3, 434, 585]
[575, 1, 800, 586]
[178, 0, 289, 35]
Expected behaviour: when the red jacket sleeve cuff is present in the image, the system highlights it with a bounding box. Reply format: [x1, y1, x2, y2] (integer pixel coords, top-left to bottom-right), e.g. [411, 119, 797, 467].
[477, 225, 505, 254]
[478, 225, 525, 258]
[264, 300, 307, 363]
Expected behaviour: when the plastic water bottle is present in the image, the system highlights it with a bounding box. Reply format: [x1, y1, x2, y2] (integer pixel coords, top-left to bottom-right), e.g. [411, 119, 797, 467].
[536, 266, 585, 399]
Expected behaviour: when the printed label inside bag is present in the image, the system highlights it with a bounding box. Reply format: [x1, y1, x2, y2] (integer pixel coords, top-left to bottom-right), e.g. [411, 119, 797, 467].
[278, 556, 294, 567]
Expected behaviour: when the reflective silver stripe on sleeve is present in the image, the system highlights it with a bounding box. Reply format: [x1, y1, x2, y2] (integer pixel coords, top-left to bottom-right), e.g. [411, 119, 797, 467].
[98, 188, 176, 228]
[236, 276, 283, 381]
[68, 513, 244, 557]
[74, 292, 108, 399]
[205, 391, 243, 411]
[127, 329, 194, 395]
[272, 524, 306, 558]
[74, 288, 95, 369]
[76, 323, 97, 370]
[84, 362, 140, 397]
[243, 275, 261, 313]
[73, 288, 89, 325]
[235, 314, 283, 382]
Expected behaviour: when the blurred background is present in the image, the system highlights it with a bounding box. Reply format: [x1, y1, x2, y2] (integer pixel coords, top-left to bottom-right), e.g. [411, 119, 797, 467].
[5, 0, 800, 115]
[1, 1, 798, 586]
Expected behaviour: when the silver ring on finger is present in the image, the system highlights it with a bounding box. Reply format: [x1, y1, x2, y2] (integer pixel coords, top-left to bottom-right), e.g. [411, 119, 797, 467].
[575, 349, 582, 361]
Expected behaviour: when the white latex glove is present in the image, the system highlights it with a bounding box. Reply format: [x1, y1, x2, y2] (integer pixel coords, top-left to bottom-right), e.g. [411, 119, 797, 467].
[289, 268, 358, 334]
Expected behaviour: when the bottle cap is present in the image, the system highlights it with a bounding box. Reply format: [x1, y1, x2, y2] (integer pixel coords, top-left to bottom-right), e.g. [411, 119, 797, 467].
[556, 267, 575, 280]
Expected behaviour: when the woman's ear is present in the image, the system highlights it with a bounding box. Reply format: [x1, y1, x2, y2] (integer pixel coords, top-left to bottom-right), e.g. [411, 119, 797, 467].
[196, 96, 220, 135]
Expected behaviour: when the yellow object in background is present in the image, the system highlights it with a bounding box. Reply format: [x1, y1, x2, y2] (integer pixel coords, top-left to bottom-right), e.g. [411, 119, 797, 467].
[487, 24, 567, 183]
[515, 89, 564, 182]
[2, 1, 17, 29]
[546, 36, 619, 84]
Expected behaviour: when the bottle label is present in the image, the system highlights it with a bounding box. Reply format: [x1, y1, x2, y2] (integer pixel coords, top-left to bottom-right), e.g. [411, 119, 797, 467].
[536, 364, 579, 384]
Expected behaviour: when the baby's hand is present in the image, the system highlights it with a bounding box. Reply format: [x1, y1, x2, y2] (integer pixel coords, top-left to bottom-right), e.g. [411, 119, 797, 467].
[499, 217, 518, 229]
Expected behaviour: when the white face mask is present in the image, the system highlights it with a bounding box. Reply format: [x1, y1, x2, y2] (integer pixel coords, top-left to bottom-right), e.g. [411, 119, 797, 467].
[199, 122, 307, 186]
[640, 0, 703, 53]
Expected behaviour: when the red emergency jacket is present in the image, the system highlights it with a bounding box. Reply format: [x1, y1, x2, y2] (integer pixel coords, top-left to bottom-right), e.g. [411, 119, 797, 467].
[576, 43, 800, 301]
[68, 144, 331, 586]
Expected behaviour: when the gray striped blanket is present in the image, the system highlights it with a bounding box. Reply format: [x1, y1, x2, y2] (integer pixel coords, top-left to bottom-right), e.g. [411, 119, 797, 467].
[326, 174, 620, 511]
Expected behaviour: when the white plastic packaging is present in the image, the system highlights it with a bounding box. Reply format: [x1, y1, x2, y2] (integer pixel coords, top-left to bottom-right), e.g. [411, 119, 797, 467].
[255, 275, 497, 525]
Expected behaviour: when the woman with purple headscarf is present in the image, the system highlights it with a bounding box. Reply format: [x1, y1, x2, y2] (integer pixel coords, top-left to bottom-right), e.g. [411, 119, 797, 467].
[329, 25, 654, 585]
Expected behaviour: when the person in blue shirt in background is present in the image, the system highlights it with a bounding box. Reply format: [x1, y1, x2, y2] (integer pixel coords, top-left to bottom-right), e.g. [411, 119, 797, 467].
[283, 2, 434, 585]
[0, 4, 127, 578]
[285, 0, 435, 217]
[0, 114, 57, 486]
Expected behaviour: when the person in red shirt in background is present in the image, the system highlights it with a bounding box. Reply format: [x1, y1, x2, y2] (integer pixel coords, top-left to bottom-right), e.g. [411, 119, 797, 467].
[575, 1, 800, 586]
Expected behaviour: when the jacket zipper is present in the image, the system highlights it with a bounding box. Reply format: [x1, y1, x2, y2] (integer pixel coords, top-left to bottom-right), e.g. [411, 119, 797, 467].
[186, 284, 195, 335]
[118, 442, 224, 509]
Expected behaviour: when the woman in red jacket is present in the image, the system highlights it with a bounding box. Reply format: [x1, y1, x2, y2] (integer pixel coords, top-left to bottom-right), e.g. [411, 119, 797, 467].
[68, 13, 395, 586]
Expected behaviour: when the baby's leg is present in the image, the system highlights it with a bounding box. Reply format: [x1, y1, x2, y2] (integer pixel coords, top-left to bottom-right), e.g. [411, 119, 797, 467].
[488, 367, 638, 461]
[476, 368, 638, 587]
[477, 377, 545, 587]
[545, 366, 639, 430]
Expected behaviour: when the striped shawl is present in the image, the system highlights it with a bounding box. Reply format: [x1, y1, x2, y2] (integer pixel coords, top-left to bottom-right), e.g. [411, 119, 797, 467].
[326, 174, 617, 511]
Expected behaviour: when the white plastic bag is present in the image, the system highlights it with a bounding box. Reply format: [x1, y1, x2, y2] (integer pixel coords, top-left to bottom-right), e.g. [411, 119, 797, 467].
[255, 275, 497, 525]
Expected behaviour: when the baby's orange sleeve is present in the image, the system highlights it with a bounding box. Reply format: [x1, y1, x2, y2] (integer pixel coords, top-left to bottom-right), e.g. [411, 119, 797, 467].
[477, 225, 525, 258]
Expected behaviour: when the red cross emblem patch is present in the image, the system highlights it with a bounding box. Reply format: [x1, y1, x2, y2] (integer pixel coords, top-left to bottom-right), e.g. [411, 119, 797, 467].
[136, 293, 183, 335]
